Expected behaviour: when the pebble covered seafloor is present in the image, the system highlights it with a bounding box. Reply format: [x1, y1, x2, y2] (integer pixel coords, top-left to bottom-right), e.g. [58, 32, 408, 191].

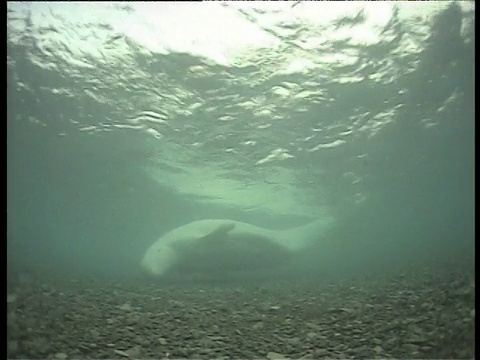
[7, 267, 474, 359]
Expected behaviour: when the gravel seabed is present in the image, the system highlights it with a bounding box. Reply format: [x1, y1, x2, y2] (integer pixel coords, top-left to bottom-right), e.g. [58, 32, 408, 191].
[7, 266, 474, 359]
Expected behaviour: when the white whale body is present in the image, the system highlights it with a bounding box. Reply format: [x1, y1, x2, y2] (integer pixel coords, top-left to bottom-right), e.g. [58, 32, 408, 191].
[141, 218, 330, 279]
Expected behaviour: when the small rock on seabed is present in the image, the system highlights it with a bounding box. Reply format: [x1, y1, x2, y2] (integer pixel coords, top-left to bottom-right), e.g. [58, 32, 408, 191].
[7, 266, 474, 359]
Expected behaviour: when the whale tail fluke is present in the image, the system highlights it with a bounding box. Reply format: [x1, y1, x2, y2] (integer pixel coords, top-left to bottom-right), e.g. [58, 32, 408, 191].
[279, 217, 335, 251]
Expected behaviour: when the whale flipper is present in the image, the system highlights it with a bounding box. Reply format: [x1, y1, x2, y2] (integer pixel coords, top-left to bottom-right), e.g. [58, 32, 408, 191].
[198, 222, 235, 244]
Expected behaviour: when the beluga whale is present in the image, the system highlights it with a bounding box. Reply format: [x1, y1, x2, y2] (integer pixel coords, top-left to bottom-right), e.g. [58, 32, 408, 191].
[141, 218, 331, 281]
